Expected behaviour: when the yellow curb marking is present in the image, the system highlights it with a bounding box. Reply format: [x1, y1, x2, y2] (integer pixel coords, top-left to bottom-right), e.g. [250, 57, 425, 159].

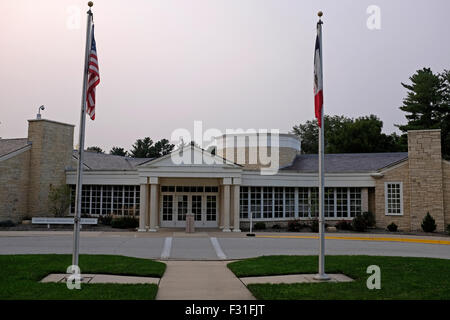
[255, 235, 450, 245]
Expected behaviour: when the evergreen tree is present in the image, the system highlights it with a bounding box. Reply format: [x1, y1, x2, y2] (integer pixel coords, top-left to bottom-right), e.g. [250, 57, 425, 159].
[397, 67, 449, 159]
[86, 146, 104, 153]
[110, 146, 128, 156]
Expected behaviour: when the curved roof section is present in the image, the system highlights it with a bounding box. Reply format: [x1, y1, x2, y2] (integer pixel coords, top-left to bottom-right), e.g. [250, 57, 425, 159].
[282, 152, 408, 173]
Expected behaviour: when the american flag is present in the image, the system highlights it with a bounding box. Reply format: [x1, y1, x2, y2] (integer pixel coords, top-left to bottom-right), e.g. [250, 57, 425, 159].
[86, 25, 100, 120]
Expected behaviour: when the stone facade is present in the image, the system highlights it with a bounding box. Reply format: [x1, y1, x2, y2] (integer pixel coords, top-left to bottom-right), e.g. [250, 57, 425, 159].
[443, 161, 450, 228]
[0, 149, 31, 222]
[407, 130, 445, 232]
[372, 130, 448, 232]
[374, 162, 412, 231]
[27, 120, 74, 217]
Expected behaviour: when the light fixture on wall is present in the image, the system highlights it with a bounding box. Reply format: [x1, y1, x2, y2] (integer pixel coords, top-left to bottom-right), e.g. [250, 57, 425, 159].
[36, 105, 45, 119]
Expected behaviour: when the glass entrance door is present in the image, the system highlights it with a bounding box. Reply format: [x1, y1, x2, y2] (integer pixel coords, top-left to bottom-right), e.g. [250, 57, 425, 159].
[160, 190, 219, 228]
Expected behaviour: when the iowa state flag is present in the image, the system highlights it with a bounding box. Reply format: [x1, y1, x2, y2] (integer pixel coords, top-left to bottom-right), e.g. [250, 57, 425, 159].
[314, 22, 323, 127]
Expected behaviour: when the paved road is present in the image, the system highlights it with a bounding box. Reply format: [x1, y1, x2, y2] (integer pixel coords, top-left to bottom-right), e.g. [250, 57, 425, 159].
[0, 231, 449, 260]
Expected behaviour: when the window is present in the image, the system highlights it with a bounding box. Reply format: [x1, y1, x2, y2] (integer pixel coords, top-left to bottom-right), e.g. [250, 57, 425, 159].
[240, 187, 249, 219]
[310, 188, 319, 217]
[285, 187, 295, 218]
[335, 188, 347, 218]
[250, 187, 261, 219]
[385, 182, 403, 215]
[206, 195, 217, 221]
[324, 188, 335, 218]
[274, 187, 284, 218]
[349, 188, 361, 217]
[298, 188, 309, 217]
[263, 187, 273, 219]
[162, 195, 173, 221]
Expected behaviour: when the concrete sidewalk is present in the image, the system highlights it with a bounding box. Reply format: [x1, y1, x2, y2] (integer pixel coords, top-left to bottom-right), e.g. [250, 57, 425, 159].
[156, 261, 255, 300]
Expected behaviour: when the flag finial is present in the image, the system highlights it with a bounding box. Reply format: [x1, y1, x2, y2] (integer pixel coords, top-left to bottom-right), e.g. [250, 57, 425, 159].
[318, 11, 323, 17]
[88, 1, 93, 8]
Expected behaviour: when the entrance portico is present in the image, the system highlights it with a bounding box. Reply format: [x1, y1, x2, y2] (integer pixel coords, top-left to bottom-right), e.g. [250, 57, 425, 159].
[137, 145, 242, 232]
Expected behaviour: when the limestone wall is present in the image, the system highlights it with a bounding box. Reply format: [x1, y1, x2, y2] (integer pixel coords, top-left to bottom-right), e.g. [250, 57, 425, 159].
[407, 130, 445, 232]
[443, 161, 450, 228]
[374, 162, 412, 231]
[27, 119, 74, 217]
[0, 149, 30, 222]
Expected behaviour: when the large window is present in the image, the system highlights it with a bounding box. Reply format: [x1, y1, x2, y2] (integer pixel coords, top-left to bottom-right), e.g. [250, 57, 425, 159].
[239, 186, 362, 220]
[70, 185, 140, 216]
[385, 182, 403, 215]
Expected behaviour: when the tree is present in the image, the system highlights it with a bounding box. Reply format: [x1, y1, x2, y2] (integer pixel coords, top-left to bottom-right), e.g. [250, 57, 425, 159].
[292, 115, 405, 154]
[152, 139, 175, 157]
[48, 185, 71, 217]
[86, 146, 104, 153]
[110, 146, 128, 156]
[129, 137, 175, 158]
[397, 67, 450, 159]
[129, 137, 154, 158]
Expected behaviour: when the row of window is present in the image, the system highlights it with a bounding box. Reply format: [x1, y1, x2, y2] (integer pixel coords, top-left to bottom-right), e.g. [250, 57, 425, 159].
[70, 185, 140, 216]
[240, 187, 362, 219]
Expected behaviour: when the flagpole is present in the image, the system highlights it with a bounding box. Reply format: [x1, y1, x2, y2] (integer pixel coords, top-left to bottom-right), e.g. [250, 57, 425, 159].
[314, 11, 330, 281]
[72, 2, 94, 267]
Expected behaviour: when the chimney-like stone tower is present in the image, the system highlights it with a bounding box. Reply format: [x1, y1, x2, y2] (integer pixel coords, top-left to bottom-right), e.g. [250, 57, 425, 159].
[27, 119, 74, 217]
[408, 129, 445, 232]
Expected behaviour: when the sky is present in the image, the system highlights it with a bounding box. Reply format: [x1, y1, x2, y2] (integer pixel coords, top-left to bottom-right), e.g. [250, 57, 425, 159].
[1, 0, 449, 152]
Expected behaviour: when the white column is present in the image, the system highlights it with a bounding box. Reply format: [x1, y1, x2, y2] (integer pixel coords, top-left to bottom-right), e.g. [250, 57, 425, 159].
[222, 178, 231, 232]
[232, 184, 241, 232]
[138, 183, 148, 232]
[149, 177, 159, 232]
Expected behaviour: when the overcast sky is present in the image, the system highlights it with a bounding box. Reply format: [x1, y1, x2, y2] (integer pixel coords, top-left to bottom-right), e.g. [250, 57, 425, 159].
[1, 0, 449, 152]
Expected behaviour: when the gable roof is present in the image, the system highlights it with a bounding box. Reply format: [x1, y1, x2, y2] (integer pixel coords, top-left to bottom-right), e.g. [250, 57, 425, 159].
[282, 152, 409, 173]
[0, 138, 31, 158]
[71, 150, 153, 171]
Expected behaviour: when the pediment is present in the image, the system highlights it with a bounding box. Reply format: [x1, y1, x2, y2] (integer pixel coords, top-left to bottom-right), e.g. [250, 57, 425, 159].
[137, 145, 241, 169]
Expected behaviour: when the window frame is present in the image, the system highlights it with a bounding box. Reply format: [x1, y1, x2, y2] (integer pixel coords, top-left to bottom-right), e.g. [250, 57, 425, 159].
[384, 182, 404, 216]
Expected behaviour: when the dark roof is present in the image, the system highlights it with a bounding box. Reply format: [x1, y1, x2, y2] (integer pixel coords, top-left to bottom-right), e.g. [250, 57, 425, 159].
[71, 150, 153, 171]
[0, 138, 31, 157]
[282, 152, 408, 173]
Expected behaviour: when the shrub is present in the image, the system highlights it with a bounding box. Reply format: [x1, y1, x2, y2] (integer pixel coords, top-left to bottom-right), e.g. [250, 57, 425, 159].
[351, 213, 367, 232]
[335, 220, 353, 231]
[446, 224, 450, 236]
[310, 219, 319, 233]
[387, 222, 398, 232]
[362, 211, 376, 228]
[421, 212, 436, 233]
[0, 220, 15, 227]
[99, 215, 113, 226]
[254, 222, 266, 230]
[111, 217, 139, 229]
[271, 224, 281, 230]
[288, 220, 304, 232]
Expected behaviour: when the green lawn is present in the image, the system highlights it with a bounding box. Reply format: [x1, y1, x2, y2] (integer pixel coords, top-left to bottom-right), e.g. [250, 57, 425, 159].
[228, 255, 450, 300]
[0, 254, 166, 300]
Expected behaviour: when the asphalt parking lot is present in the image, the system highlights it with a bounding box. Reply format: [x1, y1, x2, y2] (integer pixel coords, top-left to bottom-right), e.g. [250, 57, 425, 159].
[0, 231, 449, 260]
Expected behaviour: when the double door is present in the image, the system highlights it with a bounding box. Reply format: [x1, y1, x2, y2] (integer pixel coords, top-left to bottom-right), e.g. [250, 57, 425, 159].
[160, 193, 218, 228]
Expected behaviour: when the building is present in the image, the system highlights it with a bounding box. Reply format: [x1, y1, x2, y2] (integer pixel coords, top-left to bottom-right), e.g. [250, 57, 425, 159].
[1, 118, 449, 232]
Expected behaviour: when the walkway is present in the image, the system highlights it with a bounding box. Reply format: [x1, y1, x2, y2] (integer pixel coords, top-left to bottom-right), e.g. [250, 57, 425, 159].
[156, 261, 255, 300]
